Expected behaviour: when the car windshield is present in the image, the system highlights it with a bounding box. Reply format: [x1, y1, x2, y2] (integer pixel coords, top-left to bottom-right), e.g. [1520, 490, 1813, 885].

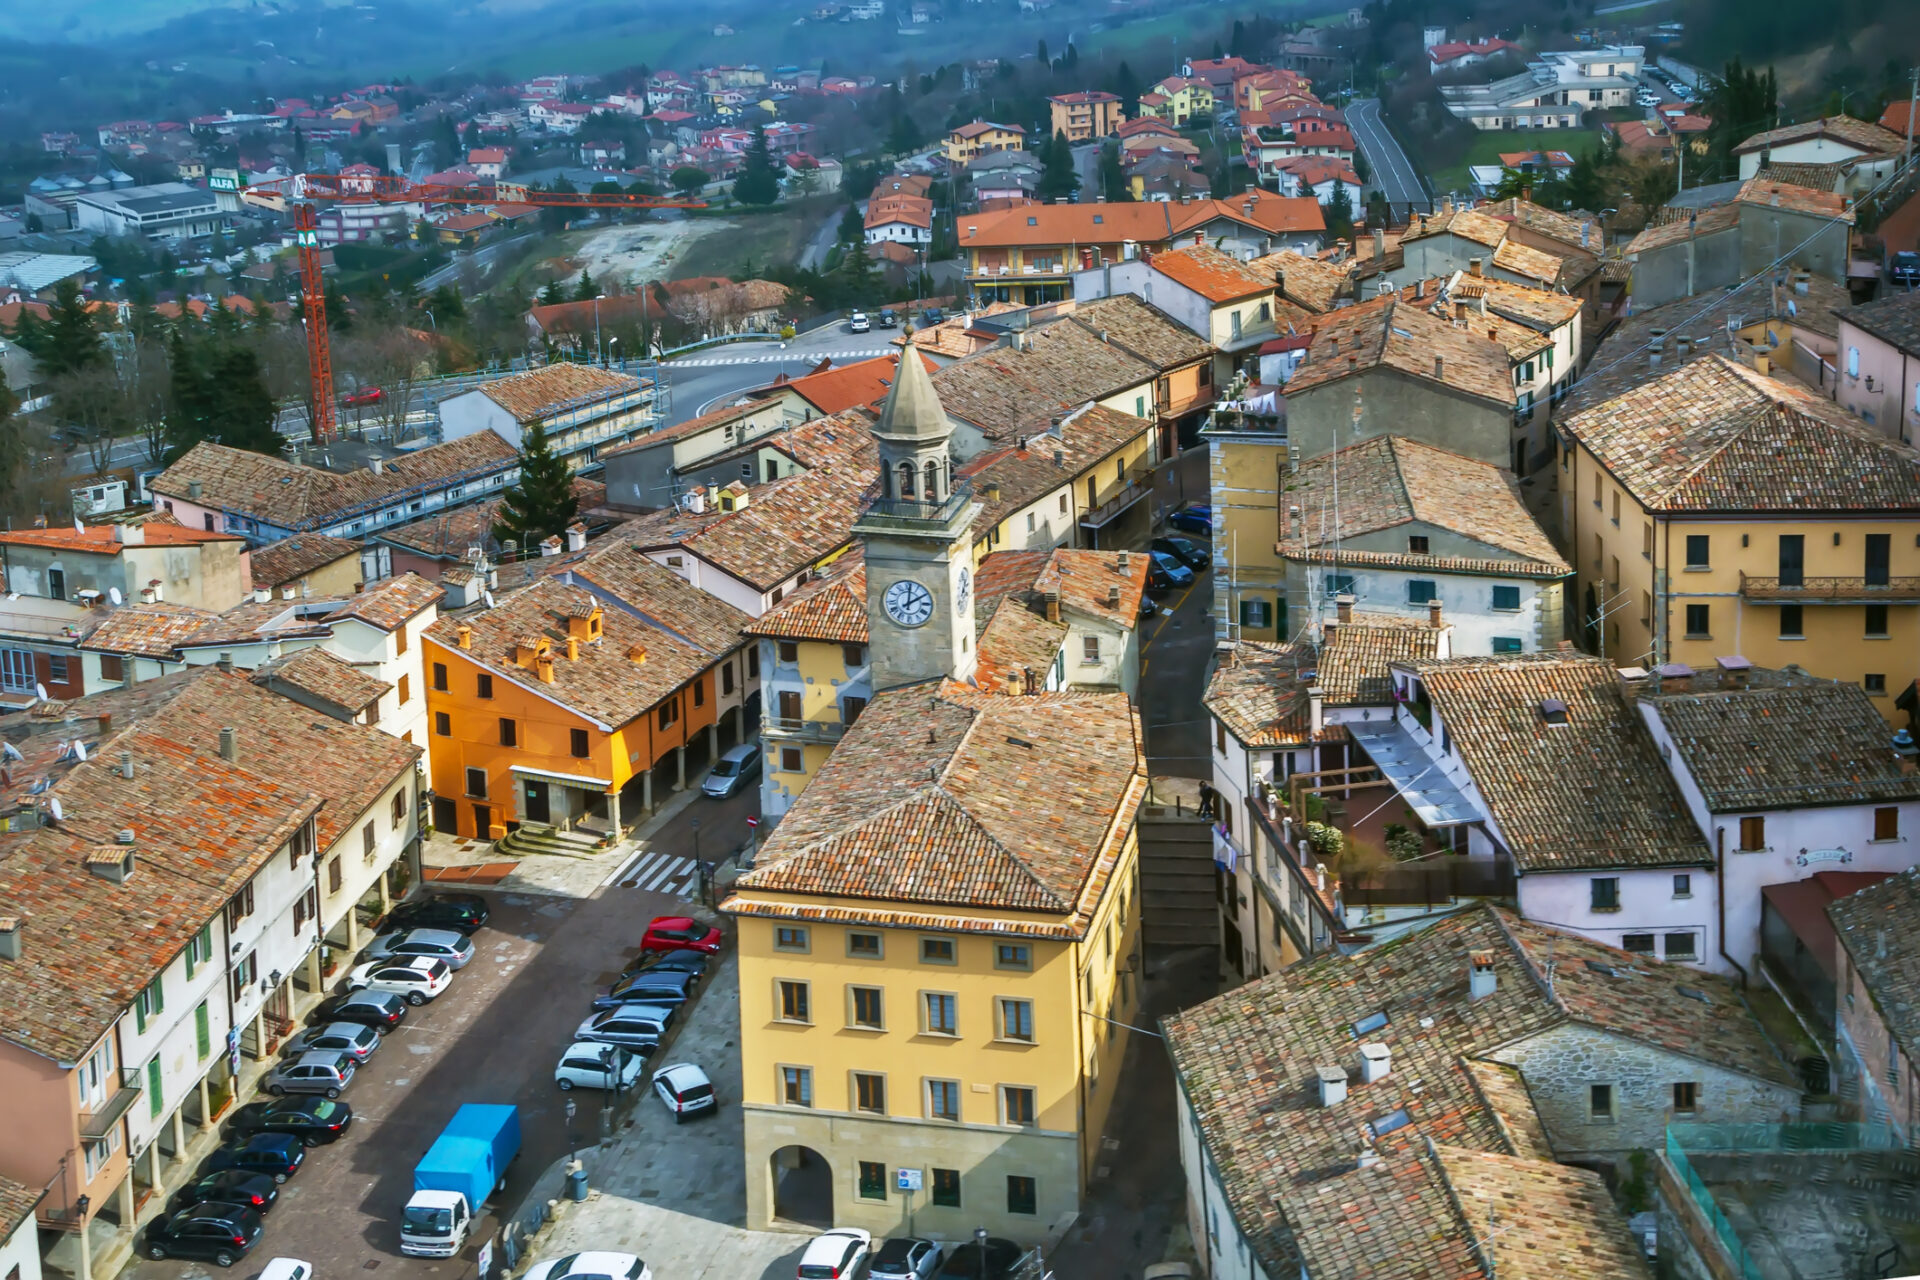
[710, 759, 738, 777]
[308, 1100, 338, 1119]
[678, 1081, 713, 1100]
[403, 1205, 453, 1235]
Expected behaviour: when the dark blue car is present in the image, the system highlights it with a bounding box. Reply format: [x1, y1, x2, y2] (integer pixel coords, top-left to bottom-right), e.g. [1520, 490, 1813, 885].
[592, 969, 695, 1012]
[1168, 504, 1212, 535]
[1147, 551, 1195, 591]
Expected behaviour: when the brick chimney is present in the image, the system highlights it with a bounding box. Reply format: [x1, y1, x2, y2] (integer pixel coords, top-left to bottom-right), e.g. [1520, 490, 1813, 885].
[1715, 654, 1752, 691]
[1468, 949, 1497, 1001]
[1616, 665, 1649, 704]
[1427, 599, 1443, 629]
[1042, 591, 1061, 623]
[1655, 661, 1694, 694]
[1433, 355, 1445, 380]
[1468, 257, 1483, 277]
[1336, 593, 1354, 624]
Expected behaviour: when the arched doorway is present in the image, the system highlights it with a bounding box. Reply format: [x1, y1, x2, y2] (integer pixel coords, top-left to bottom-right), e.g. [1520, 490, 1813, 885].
[769, 1145, 832, 1227]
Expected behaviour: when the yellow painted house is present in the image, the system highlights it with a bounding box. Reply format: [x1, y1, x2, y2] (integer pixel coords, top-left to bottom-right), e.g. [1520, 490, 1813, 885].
[721, 680, 1147, 1241]
[1559, 355, 1920, 715]
[1140, 77, 1214, 126]
[944, 120, 1027, 165]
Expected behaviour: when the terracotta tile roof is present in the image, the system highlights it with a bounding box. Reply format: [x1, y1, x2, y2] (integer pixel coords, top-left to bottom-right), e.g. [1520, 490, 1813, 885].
[897, 304, 1027, 359]
[743, 547, 868, 643]
[1246, 249, 1351, 312]
[1880, 101, 1920, 138]
[250, 533, 361, 589]
[933, 322, 1156, 440]
[1478, 196, 1598, 251]
[1754, 161, 1849, 192]
[957, 194, 1323, 251]
[0, 1176, 42, 1241]
[1733, 114, 1905, 157]
[1431, 1145, 1654, 1280]
[865, 194, 933, 231]
[769, 352, 937, 416]
[1146, 243, 1278, 303]
[1490, 236, 1576, 286]
[1565, 279, 1851, 413]
[0, 523, 241, 553]
[1162, 903, 1774, 1280]
[1453, 274, 1584, 331]
[1406, 652, 1711, 871]
[1829, 867, 1920, 1073]
[1426, 296, 1553, 362]
[165, 597, 335, 651]
[424, 578, 712, 728]
[470, 362, 642, 423]
[1033, 547, 1147, 630]
[970, 548, 1145, 692]
[730, 681, 1143, 926]
[1284, 298, 1515, 407]
[1836, 288, 1920, 355]
[1406, 206, 1510, 248]
[960, 406, 1154, 533]
[1280, 436, 1569, 579]
[974, 596, 1067, 692]
[1172, 189, 1324, 237]
[1317, 614, 1442, 706]
[1624, 202, 1740, 254]
[1561, 355, 1920, 514]
[1733, 177, 1853, 221]
[951, 120, 1025, 140]
[1644, 679, 1920, 812]
[78, 601, 220, 659]
[601, 400, 761, 457]
[1050, 90, 1121, 104]
[558, 538, 753, 656]
[1461, 1058, 1556, 1162]
[1203, 640, 1316, 746]
[1067, 294, 1215, 369]
[250, 646, 390, 714]
[152, 434, 521, 530]
[323, 572, 443, 632]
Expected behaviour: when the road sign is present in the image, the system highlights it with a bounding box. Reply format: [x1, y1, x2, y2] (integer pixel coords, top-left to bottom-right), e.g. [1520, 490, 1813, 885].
[747, 816, 759, 828]
[896, 1168, 923, 1192]
[477, 1238, 495, 1279]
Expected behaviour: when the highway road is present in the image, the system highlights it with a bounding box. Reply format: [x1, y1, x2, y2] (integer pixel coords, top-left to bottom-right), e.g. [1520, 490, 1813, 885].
[657, 320, 912, 421]
[1347, 98, 1431, 215]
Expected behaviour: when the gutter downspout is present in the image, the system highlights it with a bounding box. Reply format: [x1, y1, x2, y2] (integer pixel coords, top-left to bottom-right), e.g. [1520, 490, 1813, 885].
[1716, 824, 1748, 986]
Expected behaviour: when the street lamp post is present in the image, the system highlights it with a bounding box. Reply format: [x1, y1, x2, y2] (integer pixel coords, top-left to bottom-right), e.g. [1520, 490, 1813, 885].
[974, 1227, 988, 1280]
[607, 335, 619, 370]
[594, 293, 607, 365]
[423, 309, 437, 333]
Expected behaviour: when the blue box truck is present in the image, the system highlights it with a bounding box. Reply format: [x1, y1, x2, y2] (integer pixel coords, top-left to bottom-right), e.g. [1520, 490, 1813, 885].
[400, 1104, 521, 1257]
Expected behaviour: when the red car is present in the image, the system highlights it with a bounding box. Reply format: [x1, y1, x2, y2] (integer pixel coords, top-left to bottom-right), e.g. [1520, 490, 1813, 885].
[340, 387, 383, 407]
[641, 916, 722, 954]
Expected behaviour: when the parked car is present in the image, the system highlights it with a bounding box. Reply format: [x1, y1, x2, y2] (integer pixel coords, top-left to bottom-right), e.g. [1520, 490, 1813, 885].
[1146, 551, 1195, 591]
[640, 916, 723, 954]
[849, 311, 871, 333]
[922, 306, 944, 325]
[652, 1062, 715, 1122]
[871, 1238, 943, 1280]
[1137, 592, 1159, 620]
[936, 1238, 1021, 1280]
[200, 1134, 306, 1184]
[1167, 503, 1212, 535]
[382, 893, 490, 934]
[262, 1050, 356, 1099]
[702, 744, 761, 798]
[340, 387, 383, 408]
[347, 955, 452, 1005]
[1150, 535, 1208, 570]
[522, 1252, 652, 1280]
[364, 927, 476, 971]
[878, 308, 899, 328]
[307, 989, 406, 1032]
[798, 1228, 872, 1280]
[143, 1203, 264, 1267]
[225, 1097, 354, 1146]
[575, 1005, 675, 1049]
[1893, 251, 1920, 287]
[593, 969, 695, 1012]
[166, 1172, 277, 1216]
[622, 948, 711, 980]
[279, 1022, 380, 1064]
[555, 1041, 646, 1092]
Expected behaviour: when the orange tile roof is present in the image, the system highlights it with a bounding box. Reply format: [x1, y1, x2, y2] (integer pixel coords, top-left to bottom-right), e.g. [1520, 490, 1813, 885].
[774, 352, 937, 416]
[0, 522, 241, 552]
[1733, 177, 1853, 221]
[1148, 242, 1280, 302]
[250, 533, 360, 589]
[743, 547, 868, 643]
[471, 362, 643, 423]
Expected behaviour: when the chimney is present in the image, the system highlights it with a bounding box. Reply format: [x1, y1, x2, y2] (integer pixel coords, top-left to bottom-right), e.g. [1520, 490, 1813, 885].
[1794, 270, 1811, 295]
[1895, 728, 1919, 774]
[1715, 654, 1752, 691]
[188, 481, 203, 500]
[1427, 599, 1443, 629]
[565, 524, 587, 553]
[282, 587, 296, 600]
[86, 847, 135, 885]
[1415, 278, 1426, 300]
[119, 751, 133, 779]
[1433, 355, 1444, 380]
[1616, 665, 1650, 704]
[565, 635, 580, 661]
[985, 482, 1002, 501]
[0, 917, 19, 961]
[1676, 336, 1692, 358]
[1043, 591, 1061, 623]
[1315, 1065, 1348, 1107]
[219, 727, 237, 762]
[1468, 949, 1497, 1001]
[1106, 584, 1121, 607]
[217, 651, 234, 673]
[536, 654, 556, 683]
[1052, 449, 1064, 468]
[1468, 257, 1483, 277]
[1655, 661, 1694, 694]
[457, 624, 473, 650]
[1336, 593, 1354, 624]
[628, 644, 649, 664]
[1358, 1042, 1391, 1085]
[1372, 227, 1385, 260]
[539, 536, 562, 557]
[252, 587, 272, 604]
[369, 457, 384, 476]
[111, 524, 145, 545]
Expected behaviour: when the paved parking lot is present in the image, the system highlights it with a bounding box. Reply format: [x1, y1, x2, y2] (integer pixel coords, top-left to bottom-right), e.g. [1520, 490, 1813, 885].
[123, 785, 759, 1280]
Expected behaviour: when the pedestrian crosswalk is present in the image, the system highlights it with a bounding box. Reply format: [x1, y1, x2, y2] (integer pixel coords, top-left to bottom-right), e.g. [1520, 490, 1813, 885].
[612, 848, 700, 896]
[666, 347, 897, 368]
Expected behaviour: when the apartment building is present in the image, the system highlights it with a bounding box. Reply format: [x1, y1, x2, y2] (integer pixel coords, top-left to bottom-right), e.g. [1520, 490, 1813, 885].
[943, 121, 1026, 165]
[438, 363, 663, 473]
[1624, 179, 1853, 307]
[1047, 91, 1123, 143]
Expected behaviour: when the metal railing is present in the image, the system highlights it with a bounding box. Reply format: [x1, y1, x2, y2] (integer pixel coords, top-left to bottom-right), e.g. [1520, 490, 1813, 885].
[1737, 572, 1920, 602]
[79, 1068, 143, 1140]
[857, 480, 974, 528]
[1080, 475, 1153, 529]
[760, 715, 847, 744]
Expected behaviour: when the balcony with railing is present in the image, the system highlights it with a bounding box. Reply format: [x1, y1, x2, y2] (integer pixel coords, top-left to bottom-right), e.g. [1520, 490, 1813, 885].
[1080, 467, 1155, 530]
[761, 714, 849, 745]
[79, 1068, 143, 1140]
[1737, 572, 1920, 604]
[854, 479, 974, 532]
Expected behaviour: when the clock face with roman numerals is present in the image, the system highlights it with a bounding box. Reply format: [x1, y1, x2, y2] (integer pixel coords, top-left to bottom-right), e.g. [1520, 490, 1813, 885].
[883, 579, 935, 627]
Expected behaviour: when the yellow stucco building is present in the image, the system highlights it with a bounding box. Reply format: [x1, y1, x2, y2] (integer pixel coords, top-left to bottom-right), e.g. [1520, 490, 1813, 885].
[721, 680, 1147, 1241]
[1559, 355, 1920, 714]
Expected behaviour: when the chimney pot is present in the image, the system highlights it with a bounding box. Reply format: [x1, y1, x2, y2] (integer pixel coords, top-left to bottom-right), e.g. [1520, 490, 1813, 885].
[1468, 949, 1497, 1001]
[1427, 599, 1443, 629]
[0, 917, 20, 961]
[219, 727, 237, 762]
[1358, 1042, 1391, 1084]
[1106, 584, 1121, 607]
[1315, 1065, 1348, 1107]
[457, 623, 473, 650]
[1433, 355, 1444, 379]
[217, 652, 234, 673]
[1655, 661, 1694, 694]
[119, 751, 133, 779]
[1336, 593, 1354, 624]
[1616, 665, 1649, 704]
[1468, 257, 1483, 277]
[565, 635, 580, 661]
[1715, 654, 1752, 691]
[1118, 550, 1131, 572]
[188, 481, 203, 500]
[1043, 591, 1061, 623]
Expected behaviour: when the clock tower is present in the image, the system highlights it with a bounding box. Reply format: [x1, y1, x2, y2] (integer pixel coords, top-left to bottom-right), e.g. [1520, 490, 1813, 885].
[854, 349, 980, 691]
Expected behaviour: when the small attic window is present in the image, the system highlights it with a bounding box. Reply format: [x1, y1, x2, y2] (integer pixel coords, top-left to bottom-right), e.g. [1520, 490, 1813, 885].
[1539, 698, 1569, 725]
[1093, 214, 1103, 224]
[1678, 985, 1712, 1004]
[1027, 216, 1038, 226]
[1368, 1108, 1411, 1138]
[1351, 1010, 1388, 1037]
[1584, 959, 1619, 977]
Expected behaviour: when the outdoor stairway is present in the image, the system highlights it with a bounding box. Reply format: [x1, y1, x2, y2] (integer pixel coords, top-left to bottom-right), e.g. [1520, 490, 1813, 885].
[494, 822, 607, 859]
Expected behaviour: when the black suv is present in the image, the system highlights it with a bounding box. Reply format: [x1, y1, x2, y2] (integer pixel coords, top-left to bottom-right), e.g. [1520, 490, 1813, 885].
[308, 988, 407, 1032]
[143, 1203, 264, 1266]
[199, 1133, 306, 1184]
[381, 893, 490, 934]
[225, 1096, 353, 1147]
[166, 1171, 277, 1216]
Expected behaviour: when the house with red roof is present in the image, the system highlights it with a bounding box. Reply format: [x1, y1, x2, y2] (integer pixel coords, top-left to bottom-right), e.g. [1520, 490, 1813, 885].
[1428, 38, 1522, 69]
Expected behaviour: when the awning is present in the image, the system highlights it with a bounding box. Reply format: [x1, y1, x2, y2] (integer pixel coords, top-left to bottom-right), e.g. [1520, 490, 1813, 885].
[79, 1081, 142, 1140]
[508, 764, 613, 789]
[1344, 719, 1481, 828]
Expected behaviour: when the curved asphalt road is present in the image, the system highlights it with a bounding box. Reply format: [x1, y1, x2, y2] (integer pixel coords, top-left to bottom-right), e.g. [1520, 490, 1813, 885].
[1347, 98, 1430, 215]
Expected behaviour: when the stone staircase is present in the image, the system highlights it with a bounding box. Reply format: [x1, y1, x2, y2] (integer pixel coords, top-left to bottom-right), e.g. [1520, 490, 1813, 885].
[494, 823, 608, 860]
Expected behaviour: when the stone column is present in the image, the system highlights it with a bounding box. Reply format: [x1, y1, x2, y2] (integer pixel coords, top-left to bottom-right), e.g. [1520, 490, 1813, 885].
[148, 1141, 161, 1188]
[642, 769, 654, 813]
[305, 948, 321, 996]
[345, 909, 359, 954]
[607, 789, 623, 840]
[77, 1212, 93, 1280]
[171, 1108, 186, 1160]
[378, 871, 391, 912]
[115, 1173, 133, 1230]
[674, 746, 686, 791]
[251, 1009, 265, 1061]
[197, 1075, 211, 1129]
[707, 723, 719, 761]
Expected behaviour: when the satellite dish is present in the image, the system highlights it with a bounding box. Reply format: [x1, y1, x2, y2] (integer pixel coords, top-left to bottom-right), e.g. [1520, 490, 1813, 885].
[71, 740, 87, 761]
[1786, 299, 1798, 317]
[483, 590, 496, 609]
[34, 683, 47, 701]
[48, 797, 63, 822]
[108, 587, 123, 605]
[1, 741, 18, 761]
[73, 518, 84, 535]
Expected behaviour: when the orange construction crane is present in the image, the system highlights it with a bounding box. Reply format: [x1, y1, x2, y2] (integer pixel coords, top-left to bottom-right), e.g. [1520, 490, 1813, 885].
[244, 173, 703, 444]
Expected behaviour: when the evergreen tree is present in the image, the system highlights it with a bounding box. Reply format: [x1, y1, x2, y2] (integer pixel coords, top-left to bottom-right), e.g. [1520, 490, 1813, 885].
[1036, 39, 1048, 66]
[539, 279, 566, 306]
[733, 127, 782, 205]
[886, 109, 922, 157]
[1099, 143, 1132, 201]
[838, 203, 866, 244]
[8, 279, 103, 378]
[574, 268, 598, 302]
[1114, 61, 1141, 117]
[164, 331, 282, 462]
[1563, 148, 1607, 214]
[1702, 58, 1778, 183]
[323, 280, 351, 331]
[0, 366, 25, 503]
[837, 241, 882, 306]
[1064, 41, 1078, 69]
[492, 422, 578, 548]
[1211, 39, 1224, 60]
[1230, 19, 1248, 58]
[436, 114, 463, 168]
[671, 166, 710, 196]
[1039, 129, 1080, 199]
[428, 284, 466, 322]
[1321, 183, 1355, 240]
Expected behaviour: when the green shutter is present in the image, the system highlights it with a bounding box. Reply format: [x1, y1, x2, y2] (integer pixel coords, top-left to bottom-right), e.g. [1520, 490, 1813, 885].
[195, 1002, 211, 1060]
[150, 974, 163, 1017]
[1275, 598, 1289, 638]
[134, 997, 146, 1035]
[146, 1057, 162, 1116]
